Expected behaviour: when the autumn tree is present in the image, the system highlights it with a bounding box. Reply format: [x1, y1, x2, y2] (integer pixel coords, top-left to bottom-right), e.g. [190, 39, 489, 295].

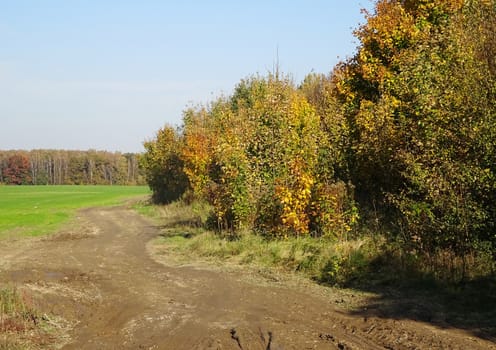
[211, 75, 322, 234]
[0, 150, 144, 185]
[180, 74, 344, 236]
[142, 1, 496, 277]
[181, 106, 219, 200]
[203, 98, 253, 231]
[141, 126, 189, 203]
[300, 72, 358, 237]
[332, 0, 496, 269]
[387, 0, 496, 259]
[239, 75, 322, 236]
[4, 154, 32, 185]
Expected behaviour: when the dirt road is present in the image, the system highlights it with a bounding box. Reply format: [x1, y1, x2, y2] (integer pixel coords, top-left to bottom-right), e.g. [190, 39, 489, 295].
[1, 206, 494, 349]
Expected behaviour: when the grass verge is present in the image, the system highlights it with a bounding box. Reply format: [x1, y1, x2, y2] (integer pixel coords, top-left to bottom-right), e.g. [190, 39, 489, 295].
[142, 199, 380, 286]
[159, 231, 378, 285]
[142, 200, 496, 287]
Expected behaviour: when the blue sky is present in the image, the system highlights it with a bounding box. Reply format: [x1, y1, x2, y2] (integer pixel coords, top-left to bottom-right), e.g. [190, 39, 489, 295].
[0, 1, 374, 152]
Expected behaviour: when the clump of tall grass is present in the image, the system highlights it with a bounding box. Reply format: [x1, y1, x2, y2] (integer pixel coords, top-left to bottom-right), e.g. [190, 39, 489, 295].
[0, 286, 69, 349]
[0, 286, 39, 333]
[0, 286, 41, 349]
[136, 198, 209, 231]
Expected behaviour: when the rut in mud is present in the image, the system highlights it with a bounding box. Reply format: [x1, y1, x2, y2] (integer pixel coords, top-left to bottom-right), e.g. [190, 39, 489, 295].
[1, 206, 494, 349]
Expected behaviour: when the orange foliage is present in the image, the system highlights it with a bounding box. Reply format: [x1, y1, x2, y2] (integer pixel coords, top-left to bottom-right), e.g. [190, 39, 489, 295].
[182, 108, 217, 197]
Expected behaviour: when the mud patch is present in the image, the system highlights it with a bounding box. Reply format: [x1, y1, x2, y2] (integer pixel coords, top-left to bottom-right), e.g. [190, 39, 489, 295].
[44, 219, 100, 242]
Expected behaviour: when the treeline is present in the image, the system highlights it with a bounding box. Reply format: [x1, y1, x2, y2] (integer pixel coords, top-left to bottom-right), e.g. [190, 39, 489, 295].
[141, 0, 496, 280]
[0, 150, 145, 185]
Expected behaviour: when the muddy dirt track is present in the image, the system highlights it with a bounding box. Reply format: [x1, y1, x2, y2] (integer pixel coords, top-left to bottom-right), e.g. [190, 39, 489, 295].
[1, 206, 495, 349]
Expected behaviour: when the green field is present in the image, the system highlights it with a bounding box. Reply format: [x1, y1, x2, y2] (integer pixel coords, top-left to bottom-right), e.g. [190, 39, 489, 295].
[0, 185, 151, 238]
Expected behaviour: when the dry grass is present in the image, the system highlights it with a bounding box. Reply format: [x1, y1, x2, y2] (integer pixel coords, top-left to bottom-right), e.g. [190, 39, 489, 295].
[0, 286, 39, 349]
[0, 286, 68, 349]
[0, 287, 38, 331]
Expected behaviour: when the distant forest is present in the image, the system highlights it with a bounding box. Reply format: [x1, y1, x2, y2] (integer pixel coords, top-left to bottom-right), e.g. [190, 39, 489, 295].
[0, 150, 145, 186]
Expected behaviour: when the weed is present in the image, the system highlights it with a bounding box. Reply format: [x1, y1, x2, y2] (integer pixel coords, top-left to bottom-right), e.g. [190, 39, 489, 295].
[0, 286, 39, 348]
[0, 286, 69, 349]
[0, 287, 37, 330]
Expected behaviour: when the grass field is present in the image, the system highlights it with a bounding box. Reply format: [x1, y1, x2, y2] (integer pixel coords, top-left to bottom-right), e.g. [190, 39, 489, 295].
[0, 185, 150, 238]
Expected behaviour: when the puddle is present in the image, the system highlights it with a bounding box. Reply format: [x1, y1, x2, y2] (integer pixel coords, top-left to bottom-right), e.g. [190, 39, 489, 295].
[44, 270, 65, 281]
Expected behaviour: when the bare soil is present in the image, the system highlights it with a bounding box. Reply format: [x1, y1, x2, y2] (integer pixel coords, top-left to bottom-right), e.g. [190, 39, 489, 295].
[1, 205, 495, 349]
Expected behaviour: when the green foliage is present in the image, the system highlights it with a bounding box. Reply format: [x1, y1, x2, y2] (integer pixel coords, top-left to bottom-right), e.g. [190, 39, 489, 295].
[309, 181, 359, 238]
[332, 0, 496, 275]
[235, 75, 323, 235]
[396, 0, 496, 257]
[141, 126, 189, 204]
[206, 99, 253, 231]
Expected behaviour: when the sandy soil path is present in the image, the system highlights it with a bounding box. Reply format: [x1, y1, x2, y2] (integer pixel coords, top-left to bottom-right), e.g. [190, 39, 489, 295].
[1, 206, 494, 349]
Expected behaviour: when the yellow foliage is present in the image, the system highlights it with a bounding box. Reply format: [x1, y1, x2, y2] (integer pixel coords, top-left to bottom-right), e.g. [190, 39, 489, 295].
[275, 158, 314, 235]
